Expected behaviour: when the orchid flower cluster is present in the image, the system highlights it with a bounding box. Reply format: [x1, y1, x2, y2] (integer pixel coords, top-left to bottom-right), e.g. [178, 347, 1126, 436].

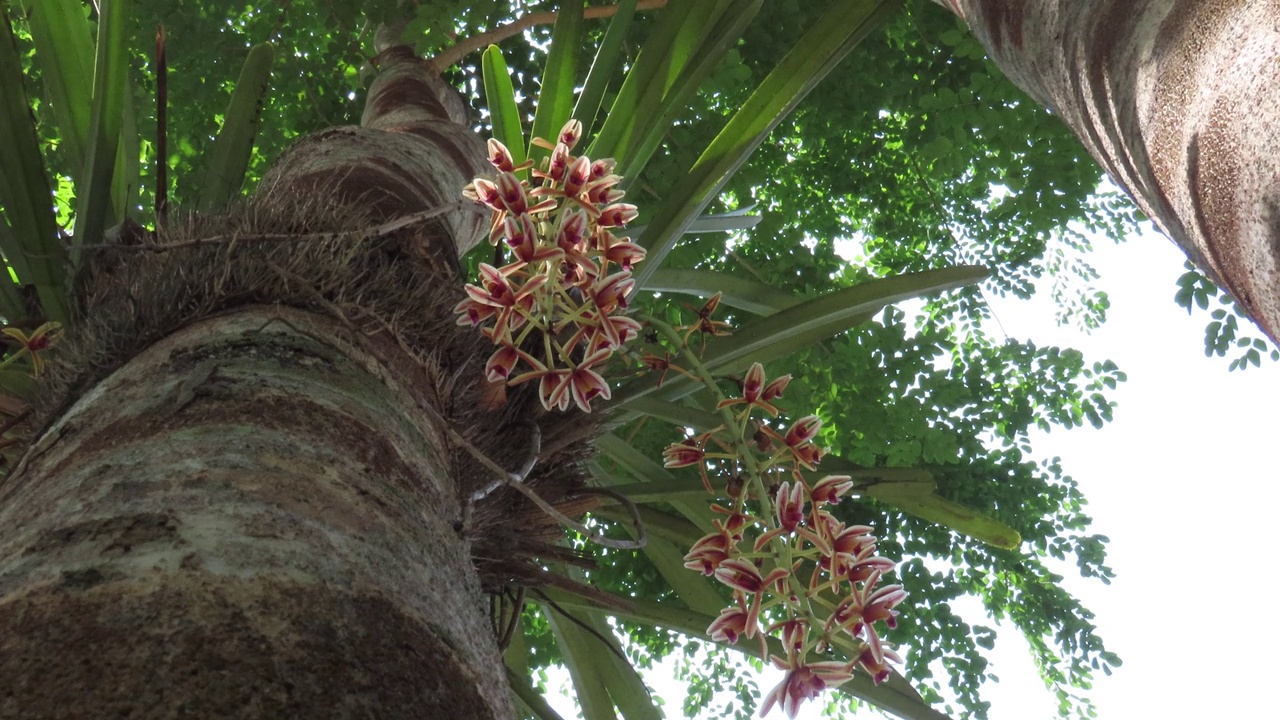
[455, 120, 645, 413]
[665, 362, 906, 719]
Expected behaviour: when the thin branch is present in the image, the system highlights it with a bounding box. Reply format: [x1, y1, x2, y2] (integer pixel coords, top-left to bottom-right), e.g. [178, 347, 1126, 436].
[75, 202, 482, 252]
[427, 0, 668, 72]
[155, 25, 168, 222]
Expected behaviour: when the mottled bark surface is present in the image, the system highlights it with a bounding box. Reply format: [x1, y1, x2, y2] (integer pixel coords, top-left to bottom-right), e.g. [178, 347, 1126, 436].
[0, 307, 511, 718]
[936, 0, 1280, 341]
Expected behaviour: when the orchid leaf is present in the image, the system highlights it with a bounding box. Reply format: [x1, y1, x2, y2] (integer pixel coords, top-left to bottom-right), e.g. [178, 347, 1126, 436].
[0, 5, 67, 322]
[586, 0, 698, 162]
[481, 45, 525, 172]
[16, 0, 94, 181]
[572, 0, 638, 138]
[546, 606, 619, 720]
[506, 666, 567, 720]
[528, 0, 582, 165]
[616, 265, 989, 406]
[540, 587, 952, 720]
[619, 0, 762, 181]
[196, 42, 274, 212]
[630, 0, 897, 288]
[71, 0, 129, 263]
[644, 268, 801, 316]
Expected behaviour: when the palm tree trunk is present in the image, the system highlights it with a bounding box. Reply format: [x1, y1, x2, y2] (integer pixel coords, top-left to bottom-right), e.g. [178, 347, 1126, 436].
[0, 44, 521, 718]
[0, 306, 511, 718]
[933, 0, 1280, 341]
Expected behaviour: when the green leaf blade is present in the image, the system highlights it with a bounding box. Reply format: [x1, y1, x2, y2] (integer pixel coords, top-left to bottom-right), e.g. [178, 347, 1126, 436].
[528, 0, 583, 161]
[0, 5, 68, 321]
[630, 0, 898, 287]
[481, 45, 526, 171]
[196, 42, 275, 212]
[572, 0, 639, 138]
[617, 265, 988, 406]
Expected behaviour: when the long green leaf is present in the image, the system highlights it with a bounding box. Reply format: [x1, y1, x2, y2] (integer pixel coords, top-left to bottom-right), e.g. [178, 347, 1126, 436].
[586, 0, 698, 161]
[528, 0, 582, 163]
[22, 0, 138, 231]
[481, 45, 526, 170]
[587, 455, 726, 614]
[616, 265, 988, 406]
[0, 222, 30, 321]
[541, 587, 954, 720]
[619, 0, 762, 180]
[599, 642, 663, 720]
[196, 42, 274, 212]
[71, 0, 129, 260]
[644, 268, 801, 316]
[631, 0, 898, 287]
[17, 0, 94, 177]
[0, 5, 67, 322]
[572, 0, 638, 138]
[616, 395, 722, 429]
[111, 77, 140, 221]
[628, 206, 762, 238]
[546, 606, 618, 720]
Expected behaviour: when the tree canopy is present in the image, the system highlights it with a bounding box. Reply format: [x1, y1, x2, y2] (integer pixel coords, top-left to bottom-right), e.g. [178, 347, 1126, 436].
[6, 1, 1239, 718]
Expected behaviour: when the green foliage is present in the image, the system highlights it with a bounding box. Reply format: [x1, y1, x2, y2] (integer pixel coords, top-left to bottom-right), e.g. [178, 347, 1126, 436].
[1175, 261, 1280, 370]
[194, 41, 274, 212]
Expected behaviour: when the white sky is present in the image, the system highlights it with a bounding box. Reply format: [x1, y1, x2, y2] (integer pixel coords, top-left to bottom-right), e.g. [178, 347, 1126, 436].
[546, 219, 1280, 720]
[973, 222, 1280, 720]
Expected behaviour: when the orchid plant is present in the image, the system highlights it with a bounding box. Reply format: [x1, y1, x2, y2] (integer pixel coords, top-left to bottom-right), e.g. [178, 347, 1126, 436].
[455, 119, 645, 413]
[650, 311, 907, 718]
[457, 120, 905, 719]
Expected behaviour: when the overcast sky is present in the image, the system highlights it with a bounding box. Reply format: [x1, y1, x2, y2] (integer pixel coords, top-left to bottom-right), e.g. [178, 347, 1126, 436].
[974, 221, 1280, 720]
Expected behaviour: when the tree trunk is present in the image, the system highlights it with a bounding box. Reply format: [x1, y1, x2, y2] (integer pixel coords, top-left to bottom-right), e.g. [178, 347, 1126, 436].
[0, 307, 511, 719]
[933, 0, 1280, 342]
[0, 45, 540, 718]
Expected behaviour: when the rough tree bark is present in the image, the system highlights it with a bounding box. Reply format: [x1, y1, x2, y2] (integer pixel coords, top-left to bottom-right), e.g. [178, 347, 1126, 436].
[0, 41, 581, 718]
[933, 0, 1280, 342]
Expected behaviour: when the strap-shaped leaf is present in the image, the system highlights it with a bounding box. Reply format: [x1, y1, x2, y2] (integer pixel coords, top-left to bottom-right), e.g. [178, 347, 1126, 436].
[572, 0, 638, 138]
[481, 45, 526, 171]
[0, 225, 28, 320]
[585, 0, 698, 161]
[595, 630, 663, 720]
[619, 0, 763, 181]
[16, 0, 94, 180]
[540, 587, 955, 720]
[616, 265, 989, 406]
[616, 395, 723, 429]
[588, 452, 724, 613]
[20, 0, 137, 233]
[71, 0, 129, 261]
[0, 5, 67, 322]
[630, 0, 898, 288]
[627, 206, 761, 236]
[195, 42, 274, 212]
[528, 0, 582, 164]
[546, 606, 619, 720]
[644, 268, 801, 315]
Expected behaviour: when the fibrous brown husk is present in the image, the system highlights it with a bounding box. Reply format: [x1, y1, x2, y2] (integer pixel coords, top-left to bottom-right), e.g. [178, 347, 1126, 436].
[29, 182, 606, 592]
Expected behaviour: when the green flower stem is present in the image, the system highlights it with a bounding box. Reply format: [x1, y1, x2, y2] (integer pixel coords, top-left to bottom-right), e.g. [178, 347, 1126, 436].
[637, 313, 762, 480]
[639, 313, 810, 610]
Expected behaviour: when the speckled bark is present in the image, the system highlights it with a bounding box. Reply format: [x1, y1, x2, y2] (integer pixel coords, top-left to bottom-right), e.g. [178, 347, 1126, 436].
[934, 0, 1280, 341]
[0, 306, 512, 719]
